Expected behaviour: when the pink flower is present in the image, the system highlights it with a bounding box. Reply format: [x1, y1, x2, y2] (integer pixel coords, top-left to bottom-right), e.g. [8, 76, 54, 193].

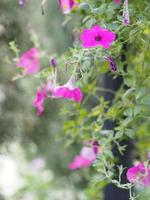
[19, 0, 26, 6]
[33, 75, 83, 116]
[69, 142, 99, 170]
[17, 48, 40, 75]
[127, 163, 150, 187]
[80, 25, 116, 49]
[69, 155, 92, 170]
[114, 0, 121, 4]
[59, 0, 79, 14]
[47, 75, 83, 102]
[33, 86, 47, 116]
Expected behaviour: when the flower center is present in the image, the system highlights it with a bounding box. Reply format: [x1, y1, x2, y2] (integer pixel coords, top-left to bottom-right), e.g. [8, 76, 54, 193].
[95, 35, 102, 41]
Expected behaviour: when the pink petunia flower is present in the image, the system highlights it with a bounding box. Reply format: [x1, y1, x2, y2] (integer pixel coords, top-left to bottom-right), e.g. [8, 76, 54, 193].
[114, 0, 121, 4]
[17, 48, 40, 75]
[127, 163, 150, 187]
[47, 75, 83, 102]
[33, 86, 47, 116]
[80, 25, 116, 49]
[69, 142, 99, 170]
[59, 0, 79, 14]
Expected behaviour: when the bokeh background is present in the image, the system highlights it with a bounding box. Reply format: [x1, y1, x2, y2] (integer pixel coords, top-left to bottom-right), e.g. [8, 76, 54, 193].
[0, 1, 89, 200]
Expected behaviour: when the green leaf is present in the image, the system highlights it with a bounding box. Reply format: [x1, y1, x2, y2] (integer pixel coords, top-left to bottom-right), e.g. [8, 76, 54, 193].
[124, 129, 135, 138]
[136, 87, 146, 100]
[123, 108, 133, 117]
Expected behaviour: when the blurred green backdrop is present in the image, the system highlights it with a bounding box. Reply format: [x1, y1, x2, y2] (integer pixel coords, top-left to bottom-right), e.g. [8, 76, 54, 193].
[0, 1, 89, 200]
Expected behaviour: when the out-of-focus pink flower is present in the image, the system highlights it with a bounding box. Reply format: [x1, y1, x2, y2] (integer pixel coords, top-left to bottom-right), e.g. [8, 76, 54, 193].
[123, 0, 130, 26]
[80, 25, 116, 49]
[48, 75, 83, 102]
[69, 155, 92, 170]
[33, 86, 47, 116]
[127, 163, 150, 187]
[19, 0, 26, 6]
[114, 0, 121, 4]
[69, 142, 99, 170]
[59, 0, 79, 14]
[17, 48, 40, 75]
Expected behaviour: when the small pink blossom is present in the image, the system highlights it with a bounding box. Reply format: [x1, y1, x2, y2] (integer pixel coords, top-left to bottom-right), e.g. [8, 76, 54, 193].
[127, 163, 150, 187]
[59, 0, 79, 14]
[33, 86, 47, 116]
[80, 25, 116, 49]
[114, 0, 121, 4]
[48, 75, 83, 102]
[17, 48, 40, 75]
[69, 142, 99, 170]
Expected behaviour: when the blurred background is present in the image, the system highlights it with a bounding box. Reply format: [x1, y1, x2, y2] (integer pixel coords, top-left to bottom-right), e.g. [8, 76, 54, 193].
[0, 1, 91, 200]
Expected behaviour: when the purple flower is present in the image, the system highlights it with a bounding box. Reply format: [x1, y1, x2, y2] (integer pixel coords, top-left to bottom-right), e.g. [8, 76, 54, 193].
[127, 163, 150, 187]
[92, 141, 99, 154]
[51, 58, 57, 68]
[105, 56, 117, 71]
[123, 0, 130, 26]
[80, 25, 116, 49]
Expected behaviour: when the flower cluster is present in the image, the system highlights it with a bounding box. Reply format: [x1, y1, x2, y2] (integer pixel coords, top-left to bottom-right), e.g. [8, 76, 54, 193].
[16, 48, 83, 115]
[17, 25, 117, 114]
[17, 0, 131, 118]
[16, 0, 134, 182]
